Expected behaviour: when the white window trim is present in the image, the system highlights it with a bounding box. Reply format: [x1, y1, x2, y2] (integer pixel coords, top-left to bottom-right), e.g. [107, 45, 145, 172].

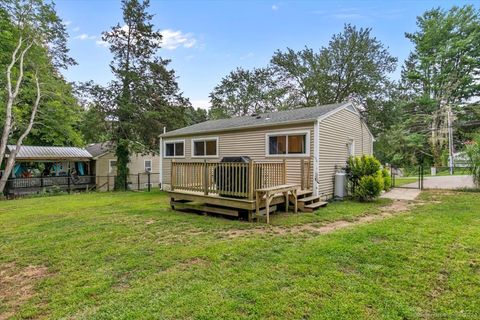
[163, 139, 185, 158]
[144, 159, 152, 172]
[265, 130, 310, 157]
[347, 138, 355, 157]
[109, 159, 117, 174]
[191, 137, 219, 158]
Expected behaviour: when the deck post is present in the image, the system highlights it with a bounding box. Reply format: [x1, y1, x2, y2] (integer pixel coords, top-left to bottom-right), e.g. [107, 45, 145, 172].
[248, 160, 254, 200]
[300, 159, 305, 190]
[171, 161, 175, 191]
[203, 159, 208, 195]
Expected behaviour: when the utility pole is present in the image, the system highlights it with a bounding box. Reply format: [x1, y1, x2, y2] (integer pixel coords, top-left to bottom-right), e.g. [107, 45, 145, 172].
[447, 105, 454, 175]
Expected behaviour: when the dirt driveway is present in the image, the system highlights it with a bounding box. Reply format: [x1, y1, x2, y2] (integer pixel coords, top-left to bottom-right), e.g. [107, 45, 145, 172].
[405, 175, 475, 189]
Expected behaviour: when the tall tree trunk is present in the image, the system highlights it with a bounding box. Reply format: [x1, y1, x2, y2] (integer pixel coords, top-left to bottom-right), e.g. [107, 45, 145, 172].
[0, 37, 32, 169]
[0, 73, 41, 193]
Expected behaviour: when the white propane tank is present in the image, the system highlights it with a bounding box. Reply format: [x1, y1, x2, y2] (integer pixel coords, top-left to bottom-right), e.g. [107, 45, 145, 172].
[334, 172, 347, 199]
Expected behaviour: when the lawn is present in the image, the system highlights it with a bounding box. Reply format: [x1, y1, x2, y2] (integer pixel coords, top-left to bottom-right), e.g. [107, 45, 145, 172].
[1, 190, 480, 319]
[393, 177, 419, 187]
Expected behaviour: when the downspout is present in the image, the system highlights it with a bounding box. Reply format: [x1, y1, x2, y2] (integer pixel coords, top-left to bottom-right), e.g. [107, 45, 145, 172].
[313, 119, 320, 196]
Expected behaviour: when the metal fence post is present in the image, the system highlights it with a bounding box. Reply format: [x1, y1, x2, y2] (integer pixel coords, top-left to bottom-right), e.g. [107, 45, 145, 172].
[138, 173, 140, 191]
[107, 175, 110, 192]
[67, 176, 71, 194]
[147, 172, 151, 192]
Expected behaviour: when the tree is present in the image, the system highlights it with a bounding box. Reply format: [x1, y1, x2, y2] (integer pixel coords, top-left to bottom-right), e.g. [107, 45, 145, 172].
[0, 0, 75, 193]
[96, 0, 197, 189]
[270, 47, 322, 108]
[209, 67, 289, 119]
[102, 0, 162, 190]
[271, 24, 397, 109]
[402, 5, 480, 166]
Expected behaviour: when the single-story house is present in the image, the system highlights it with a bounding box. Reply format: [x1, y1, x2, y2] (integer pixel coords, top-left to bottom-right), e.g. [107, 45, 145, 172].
[86, 142, 160, 191]
[159, 102, 374, 219]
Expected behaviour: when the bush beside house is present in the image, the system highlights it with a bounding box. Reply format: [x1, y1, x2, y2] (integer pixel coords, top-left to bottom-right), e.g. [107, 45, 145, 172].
[346, 155, 389, 201]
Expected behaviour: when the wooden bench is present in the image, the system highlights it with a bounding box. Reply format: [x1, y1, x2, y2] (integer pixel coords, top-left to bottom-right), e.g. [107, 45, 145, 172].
[255, 184, 300, 224]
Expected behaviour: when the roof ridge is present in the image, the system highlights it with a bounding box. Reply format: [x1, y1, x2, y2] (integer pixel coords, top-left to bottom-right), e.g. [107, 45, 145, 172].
[161, 102, 349, 138]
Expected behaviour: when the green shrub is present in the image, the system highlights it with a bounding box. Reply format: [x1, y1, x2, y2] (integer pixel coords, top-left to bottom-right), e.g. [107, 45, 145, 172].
[346, 155, 384, 201]
[355, 174, 384, 202]
[382, 168, 392, 191]
[465, 134, 480, 188]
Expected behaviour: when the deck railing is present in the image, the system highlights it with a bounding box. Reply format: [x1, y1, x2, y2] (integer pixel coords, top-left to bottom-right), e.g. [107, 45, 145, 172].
[301, 159, 312, 190]
[171, 159, 313, 199]
[171, 160, 288, 199]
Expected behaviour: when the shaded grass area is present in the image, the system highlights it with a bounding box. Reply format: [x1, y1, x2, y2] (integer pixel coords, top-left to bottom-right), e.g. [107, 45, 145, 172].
[1, 190, 479, 319]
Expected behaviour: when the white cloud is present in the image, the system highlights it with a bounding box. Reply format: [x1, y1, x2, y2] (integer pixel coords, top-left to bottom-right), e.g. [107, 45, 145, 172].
[64, 20, 72, 26]
[161, 29, 196, 50]
[72, 26, 80, 32]
[95, 39, 109, 48]
[191, 99, 210, 110]
[74, 33, 96, 40]
[272, 4, 279, 11]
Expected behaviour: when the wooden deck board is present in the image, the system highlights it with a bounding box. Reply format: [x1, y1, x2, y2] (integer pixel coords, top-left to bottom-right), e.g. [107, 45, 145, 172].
[168, 190, 286, 211]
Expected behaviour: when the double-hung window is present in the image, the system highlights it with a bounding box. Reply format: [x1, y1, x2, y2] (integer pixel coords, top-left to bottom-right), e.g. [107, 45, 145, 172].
[109, 160, 117, 173]
[164, 140, 185, 158]
[144, 160, 152, 172]
[192, 138, 218, 157]
[267, 131, 309, 156]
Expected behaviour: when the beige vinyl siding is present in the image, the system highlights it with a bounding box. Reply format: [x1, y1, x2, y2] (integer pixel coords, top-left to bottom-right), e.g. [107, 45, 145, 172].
[317, 108, 374, 197]
[95, 152, 160, 191]
[162, 123, 315, 189]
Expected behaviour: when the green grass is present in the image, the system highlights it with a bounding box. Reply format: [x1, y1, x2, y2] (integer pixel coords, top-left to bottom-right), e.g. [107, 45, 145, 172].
[270, 198, 392, 226]
[393, 177, 419, 187]
[1, 190, 480, 319]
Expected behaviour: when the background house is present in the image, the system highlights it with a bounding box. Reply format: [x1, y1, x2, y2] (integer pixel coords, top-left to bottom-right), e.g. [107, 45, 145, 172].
[86, 142, 160, 191]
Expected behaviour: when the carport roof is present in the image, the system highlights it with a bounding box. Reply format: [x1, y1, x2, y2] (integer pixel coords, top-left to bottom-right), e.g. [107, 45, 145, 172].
[7, 145, 92, 160]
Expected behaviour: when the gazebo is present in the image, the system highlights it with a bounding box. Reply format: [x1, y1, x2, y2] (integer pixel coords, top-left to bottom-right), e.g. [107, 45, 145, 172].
[4, 145, 95, 196]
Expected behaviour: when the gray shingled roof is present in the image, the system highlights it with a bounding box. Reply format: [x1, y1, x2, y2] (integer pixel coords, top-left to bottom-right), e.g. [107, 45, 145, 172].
[7, 145, 92, 160]
[86, 142, 114, 158]
[161, 102, 348, 138]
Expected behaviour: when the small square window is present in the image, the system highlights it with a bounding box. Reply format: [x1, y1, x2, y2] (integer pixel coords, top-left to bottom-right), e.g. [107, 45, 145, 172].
[145, 160, 152, 172]
[109, 160, 117, 173]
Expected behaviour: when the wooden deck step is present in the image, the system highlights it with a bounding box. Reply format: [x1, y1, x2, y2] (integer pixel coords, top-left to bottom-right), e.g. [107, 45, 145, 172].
[297, 195, 321, 203]
[304, 201, 328, 210]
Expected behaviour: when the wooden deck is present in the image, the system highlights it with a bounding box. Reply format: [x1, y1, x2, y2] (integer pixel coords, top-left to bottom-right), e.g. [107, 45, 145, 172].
[168, 159, 326, 222]
[169, 189, 293, 221]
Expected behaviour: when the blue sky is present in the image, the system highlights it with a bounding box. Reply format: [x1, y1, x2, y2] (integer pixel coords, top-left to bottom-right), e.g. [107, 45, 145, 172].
[56, 0, 474, 109]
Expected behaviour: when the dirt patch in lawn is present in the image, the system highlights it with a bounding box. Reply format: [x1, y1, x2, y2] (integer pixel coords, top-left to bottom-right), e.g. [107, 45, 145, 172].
[221, 199, 422, 238]
[0, 262, 48, 320]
